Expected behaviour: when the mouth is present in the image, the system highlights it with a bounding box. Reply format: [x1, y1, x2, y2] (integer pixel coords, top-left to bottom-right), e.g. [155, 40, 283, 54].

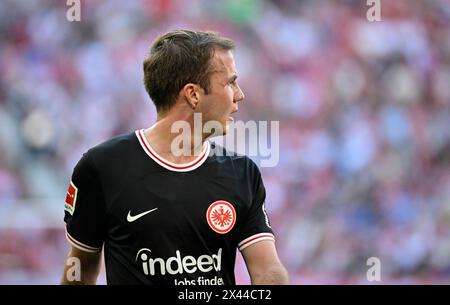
[228, 110, 237, 121]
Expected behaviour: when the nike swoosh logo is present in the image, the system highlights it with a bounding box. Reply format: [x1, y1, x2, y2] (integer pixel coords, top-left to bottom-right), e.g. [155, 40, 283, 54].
[127, 208, 158, 222]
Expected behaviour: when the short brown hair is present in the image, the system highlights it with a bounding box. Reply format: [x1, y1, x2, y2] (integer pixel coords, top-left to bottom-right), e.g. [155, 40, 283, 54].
[143, 29, 235, 113]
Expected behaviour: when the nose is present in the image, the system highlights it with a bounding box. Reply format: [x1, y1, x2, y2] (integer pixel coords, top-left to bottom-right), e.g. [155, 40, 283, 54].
[234, 85, 245, 103]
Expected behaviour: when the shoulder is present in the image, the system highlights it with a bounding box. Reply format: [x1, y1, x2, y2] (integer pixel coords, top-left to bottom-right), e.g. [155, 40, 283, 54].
[80, 131, 140, 171]
[70, 132, 138, 185]
[86, 131, 138, 158]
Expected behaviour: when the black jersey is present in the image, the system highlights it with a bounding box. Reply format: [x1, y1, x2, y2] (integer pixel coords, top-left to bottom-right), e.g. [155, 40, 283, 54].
[64, 129, 274, 285]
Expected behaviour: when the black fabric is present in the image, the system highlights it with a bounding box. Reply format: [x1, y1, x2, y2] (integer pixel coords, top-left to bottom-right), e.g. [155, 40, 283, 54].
[64, 131, 274, 285]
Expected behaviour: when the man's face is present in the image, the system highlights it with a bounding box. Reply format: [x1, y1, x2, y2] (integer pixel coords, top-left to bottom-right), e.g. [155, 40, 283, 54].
[197, 49, 245, 136]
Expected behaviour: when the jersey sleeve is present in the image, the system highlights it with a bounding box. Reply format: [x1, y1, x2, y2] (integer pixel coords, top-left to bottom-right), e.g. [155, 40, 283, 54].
[236, 162, 275, 252]
[64, 151, 106, 253]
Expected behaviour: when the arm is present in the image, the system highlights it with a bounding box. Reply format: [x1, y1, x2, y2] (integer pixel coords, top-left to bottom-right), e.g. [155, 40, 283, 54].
[62, 152, 106, 285]
[241, 240, 289, 285]
[60, 246, 102, 285]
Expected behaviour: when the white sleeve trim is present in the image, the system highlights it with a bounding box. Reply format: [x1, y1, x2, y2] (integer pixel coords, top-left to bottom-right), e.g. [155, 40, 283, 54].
[238, 232, 275, 252]
[65, 226, 102, 253]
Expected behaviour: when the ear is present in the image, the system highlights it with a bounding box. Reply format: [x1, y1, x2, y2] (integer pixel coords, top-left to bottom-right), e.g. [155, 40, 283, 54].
[182, 83, 201, 110]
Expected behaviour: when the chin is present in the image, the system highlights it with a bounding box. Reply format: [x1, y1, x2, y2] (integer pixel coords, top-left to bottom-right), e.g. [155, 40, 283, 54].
[223, 120, 232, 135]
[204, 122, 228, 138]
[217, 124, 228, 137]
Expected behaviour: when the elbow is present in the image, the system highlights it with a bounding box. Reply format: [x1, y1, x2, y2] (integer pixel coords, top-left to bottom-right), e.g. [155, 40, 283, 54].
[251, 264, 289, 285]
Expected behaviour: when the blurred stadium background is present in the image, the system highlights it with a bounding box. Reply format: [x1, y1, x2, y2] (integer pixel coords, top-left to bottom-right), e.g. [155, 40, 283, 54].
[1, 0, 450, 284]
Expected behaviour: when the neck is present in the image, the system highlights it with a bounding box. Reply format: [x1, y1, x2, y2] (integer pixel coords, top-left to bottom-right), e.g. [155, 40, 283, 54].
[144, 109, 209, 163]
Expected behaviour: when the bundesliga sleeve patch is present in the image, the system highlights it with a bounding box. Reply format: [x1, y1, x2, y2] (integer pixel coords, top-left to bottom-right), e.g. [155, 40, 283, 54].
[65, 181, 78, 215]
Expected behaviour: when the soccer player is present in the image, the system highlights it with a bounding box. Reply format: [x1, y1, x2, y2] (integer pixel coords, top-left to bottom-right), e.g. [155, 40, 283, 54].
[61, 30, 289, 285]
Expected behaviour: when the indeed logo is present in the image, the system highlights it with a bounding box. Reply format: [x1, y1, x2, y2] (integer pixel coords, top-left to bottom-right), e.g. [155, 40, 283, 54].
[136, 248, 222, 276]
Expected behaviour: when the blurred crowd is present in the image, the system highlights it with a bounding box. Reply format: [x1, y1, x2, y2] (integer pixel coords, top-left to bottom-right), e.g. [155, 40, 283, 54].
[0, 0, 450, 284]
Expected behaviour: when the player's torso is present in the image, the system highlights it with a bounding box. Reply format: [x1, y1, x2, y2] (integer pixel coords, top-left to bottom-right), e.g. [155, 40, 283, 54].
[97, 137, 251, 284]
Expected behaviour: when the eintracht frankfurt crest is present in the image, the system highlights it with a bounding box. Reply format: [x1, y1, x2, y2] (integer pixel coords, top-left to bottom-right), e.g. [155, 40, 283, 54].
[206, 200, 236, 234]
